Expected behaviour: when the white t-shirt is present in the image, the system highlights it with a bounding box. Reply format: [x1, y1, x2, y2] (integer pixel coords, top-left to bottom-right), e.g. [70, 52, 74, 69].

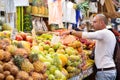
[82, 29, 116, 68]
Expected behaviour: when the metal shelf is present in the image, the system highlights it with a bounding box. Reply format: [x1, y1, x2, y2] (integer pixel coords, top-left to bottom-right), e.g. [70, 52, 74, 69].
[31, 14, 48, 18]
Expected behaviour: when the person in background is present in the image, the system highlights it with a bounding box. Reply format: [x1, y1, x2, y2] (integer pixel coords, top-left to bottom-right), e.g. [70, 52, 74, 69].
[61, 14, 117, 80]
[74, 20, 87, 31]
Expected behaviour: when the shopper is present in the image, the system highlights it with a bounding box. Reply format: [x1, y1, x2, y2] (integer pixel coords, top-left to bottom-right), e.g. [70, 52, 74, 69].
[74, 21, 87, 31]
[61, 14, 117, 80]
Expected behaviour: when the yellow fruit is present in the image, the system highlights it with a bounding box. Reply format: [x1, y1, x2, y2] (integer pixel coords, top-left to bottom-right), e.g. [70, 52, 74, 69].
[5, 45, 17, 54]
[32, 6, 38, 14]
[21, 59, 34, 73]
[39, 45, 44, 51]
[58, 54, 68, 66]
[33, 61, 45, 73]
[62, 68, 69, 78]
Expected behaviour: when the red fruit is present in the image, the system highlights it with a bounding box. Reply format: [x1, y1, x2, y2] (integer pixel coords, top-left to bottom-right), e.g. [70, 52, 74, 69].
[15, 35, 23, 41]
[44, 41, 50, 45]
[26, 36, 33, 43]
[19, 32, 27, 40]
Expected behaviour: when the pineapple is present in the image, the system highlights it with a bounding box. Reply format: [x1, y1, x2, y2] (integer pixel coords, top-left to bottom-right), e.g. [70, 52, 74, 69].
[33, 60, 45, 73]
[13, 55, 24, 69]
[29, 54, 46, 73]
[21, 59, 34, 73]
[13, 55, 34, 73]
[29, 53, 39, 63]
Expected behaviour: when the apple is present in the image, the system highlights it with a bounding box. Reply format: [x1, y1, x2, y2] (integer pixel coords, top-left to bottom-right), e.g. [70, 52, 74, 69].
[48, 48, 55, 53]
[48, 74, 55, 80]
[15, 35, 23, 41]
[26, 36, 33, 43]
[43, 44, 50, 50]
[56, 49, 65, 54]
[19, 32, 27, 40]
[44, 40, 51, 45]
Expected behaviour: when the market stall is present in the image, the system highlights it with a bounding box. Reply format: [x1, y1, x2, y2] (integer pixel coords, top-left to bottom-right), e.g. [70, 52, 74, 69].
[0, 0, 119, 80]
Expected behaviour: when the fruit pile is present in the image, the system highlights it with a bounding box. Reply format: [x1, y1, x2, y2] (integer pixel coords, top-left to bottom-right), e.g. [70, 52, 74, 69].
[0, 38, 47, 80]
[0, 30, 94, 80]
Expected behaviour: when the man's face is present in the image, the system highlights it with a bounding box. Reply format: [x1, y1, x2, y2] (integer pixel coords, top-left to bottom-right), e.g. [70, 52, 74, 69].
[92, 16, 101, 30]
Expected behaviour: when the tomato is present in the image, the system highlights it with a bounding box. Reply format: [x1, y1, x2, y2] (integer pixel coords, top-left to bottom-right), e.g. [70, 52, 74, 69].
[19, 32, 27, 40]
[15, 35, 23, 41]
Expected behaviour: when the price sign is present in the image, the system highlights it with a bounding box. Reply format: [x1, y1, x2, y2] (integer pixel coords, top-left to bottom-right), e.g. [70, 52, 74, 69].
[14, 0, 29, 6]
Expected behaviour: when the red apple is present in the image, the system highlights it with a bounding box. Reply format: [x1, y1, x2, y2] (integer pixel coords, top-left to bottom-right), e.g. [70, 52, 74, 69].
[15, 35, 23, 41]
[26, 36, 33, 43]
[19, 32, 27, 40]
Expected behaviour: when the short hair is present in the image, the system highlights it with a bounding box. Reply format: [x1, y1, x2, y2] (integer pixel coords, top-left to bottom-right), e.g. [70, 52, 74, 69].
[96, 14, 108, 25]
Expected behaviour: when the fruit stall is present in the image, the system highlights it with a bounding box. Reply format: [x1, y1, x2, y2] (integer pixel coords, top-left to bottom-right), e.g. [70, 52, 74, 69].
[0, 22, 95, 79]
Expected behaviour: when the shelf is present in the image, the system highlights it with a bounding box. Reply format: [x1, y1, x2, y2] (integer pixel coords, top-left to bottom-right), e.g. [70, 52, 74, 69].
[31, 14, 48, 18]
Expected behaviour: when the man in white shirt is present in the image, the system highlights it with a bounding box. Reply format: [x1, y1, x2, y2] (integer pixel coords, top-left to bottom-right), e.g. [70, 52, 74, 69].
[62, 14, 117, 80]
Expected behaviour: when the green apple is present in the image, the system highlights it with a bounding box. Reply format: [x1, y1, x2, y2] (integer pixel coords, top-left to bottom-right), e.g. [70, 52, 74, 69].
[44, 62, 51, 68]
[38, 54, 47, 62]
[49, 65, 58, 74]
[43, 50, 48, 54]
[56, 48, 65, 54]
[31, 46, 40, 53]
[52, 42, 62, 50]
[48, 48, 55, 53]
[43, 44, 50, 50]
[65, 47, 75, 55]
[48, 74, 55, 80]
[54, 69, 63, 79]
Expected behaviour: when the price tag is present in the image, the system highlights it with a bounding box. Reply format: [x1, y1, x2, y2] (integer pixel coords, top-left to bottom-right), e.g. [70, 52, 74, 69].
[79, 73, 83, 79]
[51, 35, 60, 44]
[11, 28, 18, 40]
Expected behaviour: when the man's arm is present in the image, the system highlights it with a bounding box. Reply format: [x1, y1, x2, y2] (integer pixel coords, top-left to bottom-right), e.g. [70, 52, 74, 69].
[70, 30, 82, 38]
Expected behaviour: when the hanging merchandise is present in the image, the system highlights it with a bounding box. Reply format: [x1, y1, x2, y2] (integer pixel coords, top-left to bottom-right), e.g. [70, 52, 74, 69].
[0, 0, 5, 11]
[5, 0, 16, 28]
[62, 0, 76, 24]
[5, 0, 16, 13]
[32, 17, 48, 33]
[48, 0, 63, 25]
[89, 2, 98, 13]
[100, 0, 105, 6]
[76, 1, 89, 18]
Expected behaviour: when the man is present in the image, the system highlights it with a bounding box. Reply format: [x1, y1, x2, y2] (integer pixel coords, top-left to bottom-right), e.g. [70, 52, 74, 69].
[62, 14, 117, 80]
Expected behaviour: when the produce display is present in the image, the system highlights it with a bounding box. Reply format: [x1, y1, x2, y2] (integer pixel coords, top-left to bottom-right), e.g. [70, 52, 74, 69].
[0, 26, 95, 80]
[31, 0, 48, 17]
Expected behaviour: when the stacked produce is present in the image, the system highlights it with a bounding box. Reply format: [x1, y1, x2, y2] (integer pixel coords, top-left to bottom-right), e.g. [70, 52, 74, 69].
[0, 36, 47, 80]
[31, 0, 48, 16]
[0, 28, 94, 80]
